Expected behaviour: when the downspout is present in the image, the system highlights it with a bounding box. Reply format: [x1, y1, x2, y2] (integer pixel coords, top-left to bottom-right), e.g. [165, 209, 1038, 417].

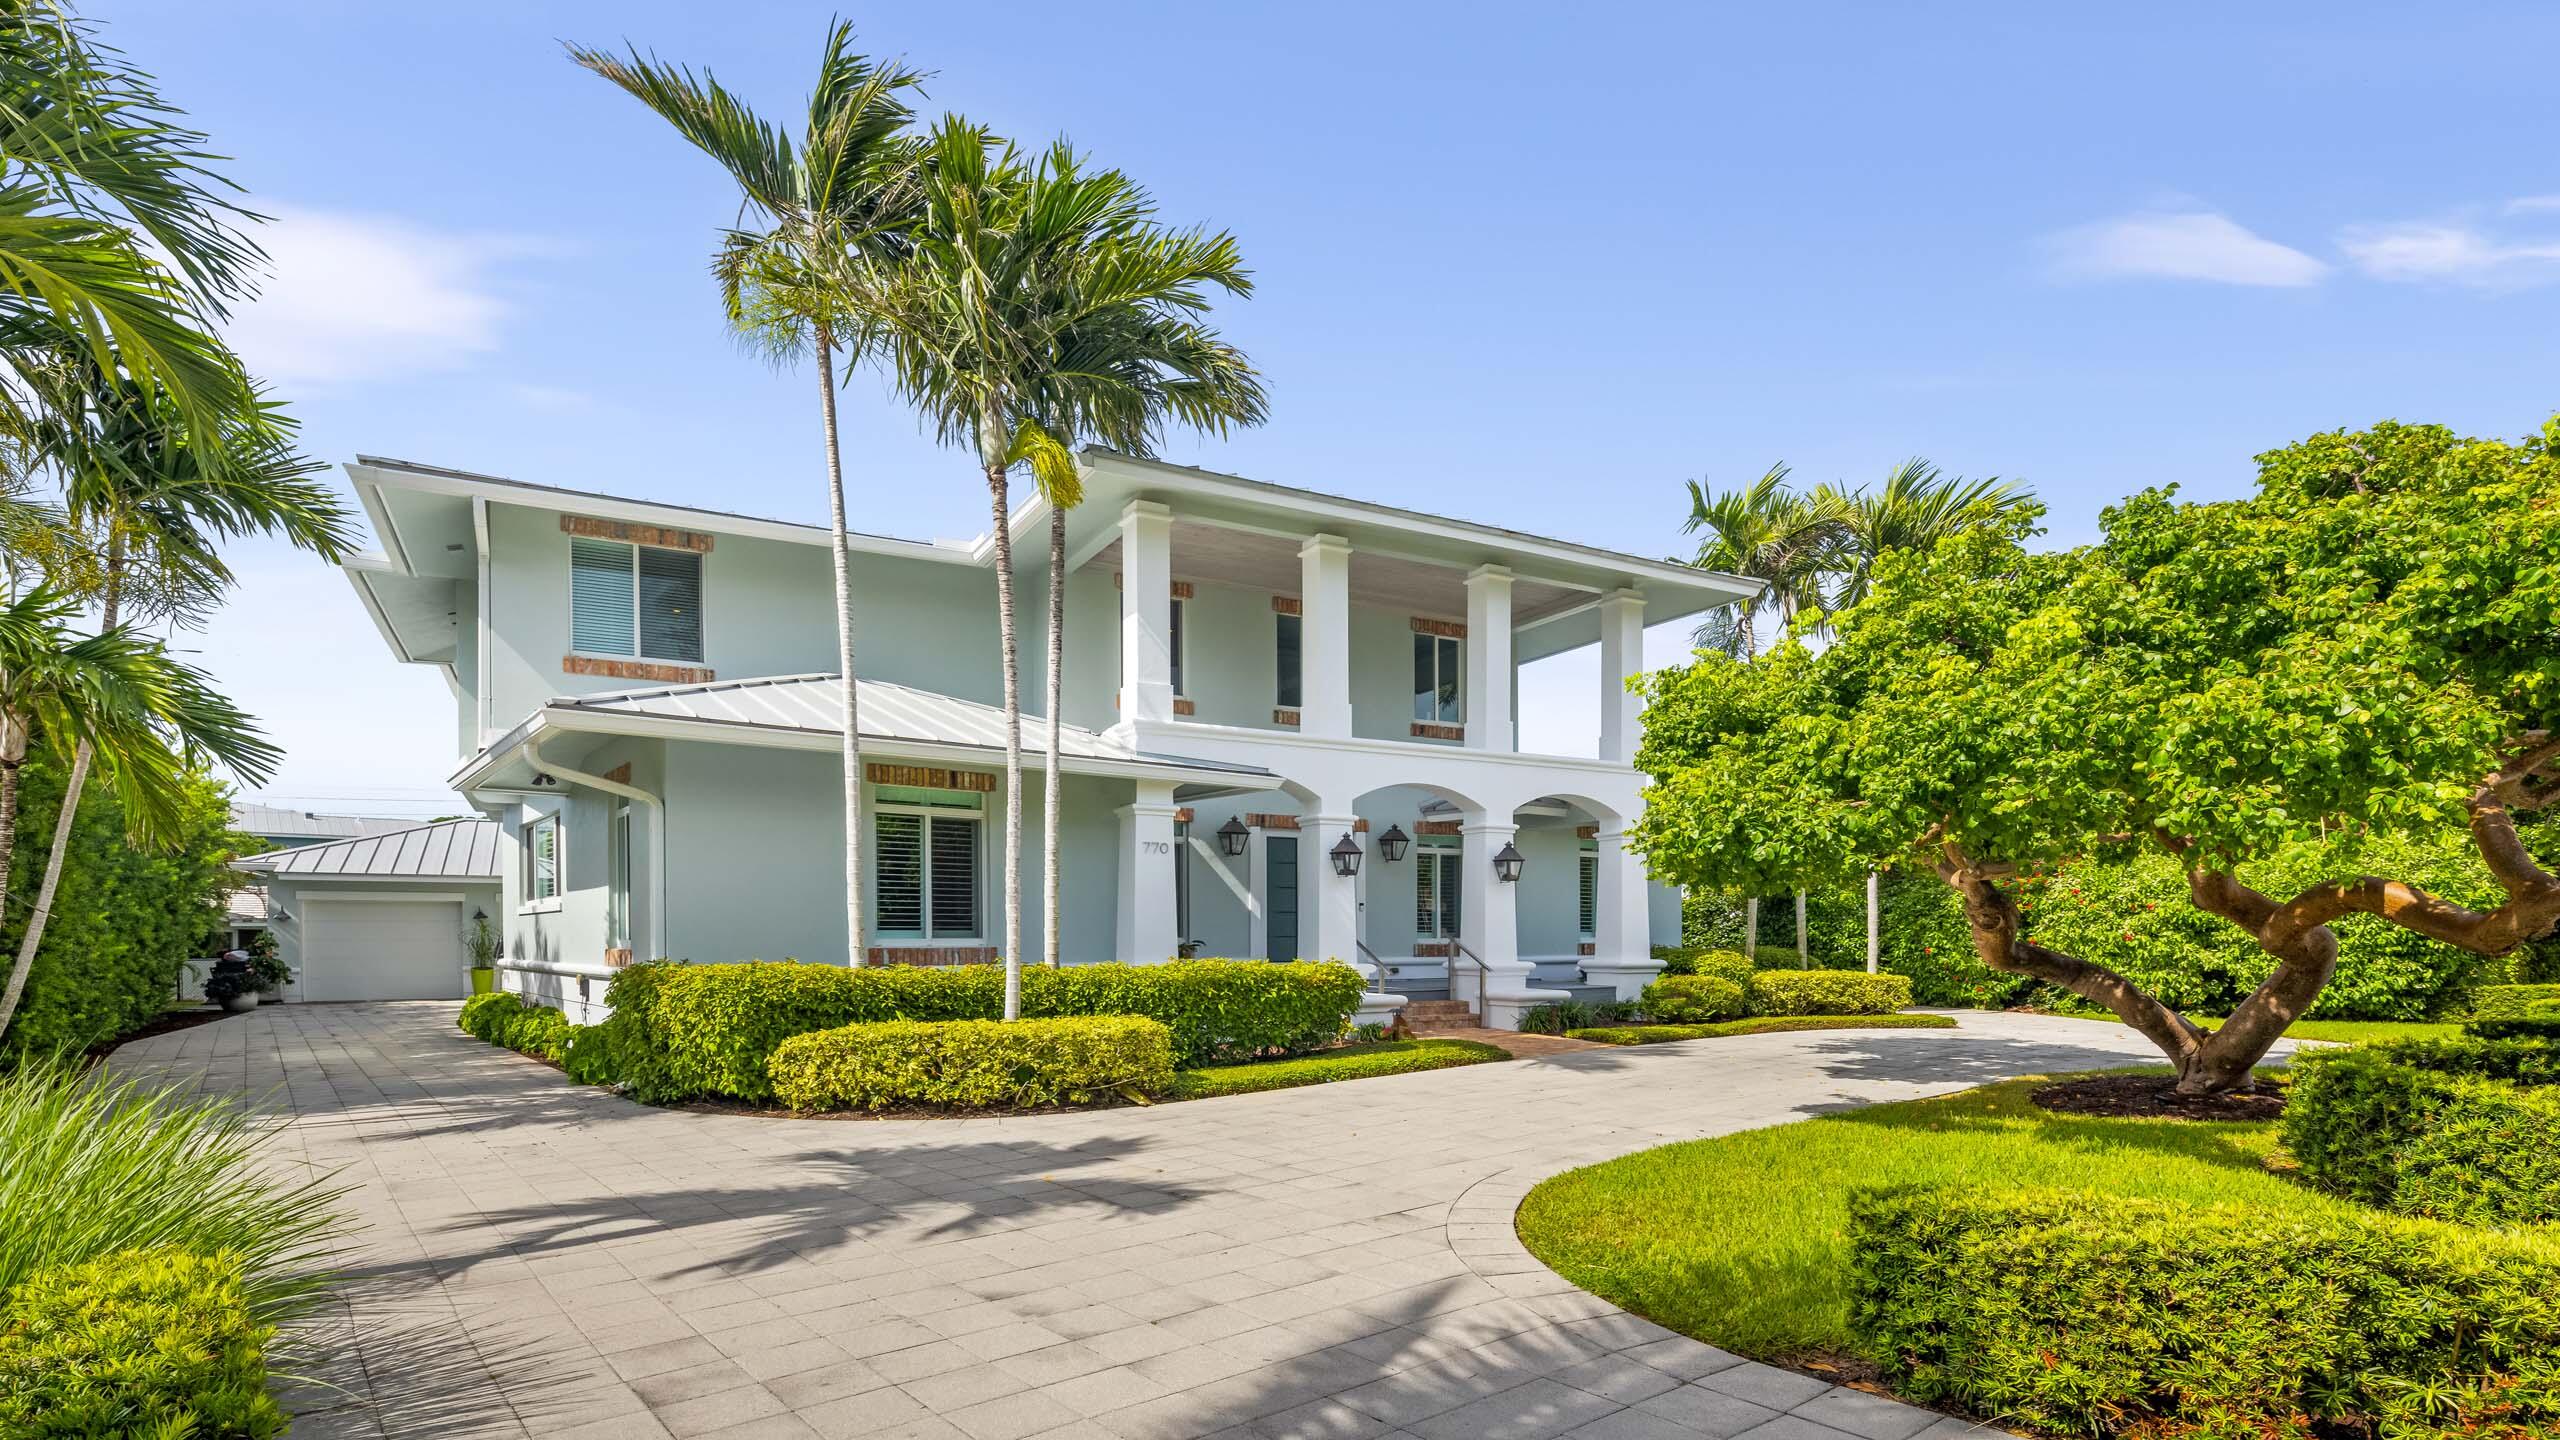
[520, 737, 668, 964]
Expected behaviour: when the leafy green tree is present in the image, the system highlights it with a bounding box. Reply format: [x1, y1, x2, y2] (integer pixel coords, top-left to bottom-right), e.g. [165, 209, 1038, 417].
[571, 22, 926, 961]
[1634, 418, 2560, 1093]
[866, 119, 1263, 1012]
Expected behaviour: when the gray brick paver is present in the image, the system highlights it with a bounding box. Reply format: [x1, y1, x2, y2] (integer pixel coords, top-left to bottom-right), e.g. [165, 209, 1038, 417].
[108, 1003, 2192, 1440]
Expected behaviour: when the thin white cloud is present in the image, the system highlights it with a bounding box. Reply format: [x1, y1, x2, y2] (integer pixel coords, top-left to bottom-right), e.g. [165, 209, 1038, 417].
[2046, 210, 2330, 288]
[2505, 194, 2560, 214]
[223, 206, 545, 386]
[2340, 219, 2560, 286]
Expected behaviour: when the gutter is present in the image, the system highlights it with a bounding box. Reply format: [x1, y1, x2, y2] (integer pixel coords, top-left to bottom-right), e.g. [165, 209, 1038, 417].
[520, 737, 667, 965]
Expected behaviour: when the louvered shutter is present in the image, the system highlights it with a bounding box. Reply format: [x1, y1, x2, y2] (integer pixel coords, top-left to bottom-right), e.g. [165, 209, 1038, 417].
[1579, 854, 1598, 936]
[875, 814, 924, 935]
[569, 539, 635, 655]
[637, 546, 703, 662]
[928, 816, 979, 937]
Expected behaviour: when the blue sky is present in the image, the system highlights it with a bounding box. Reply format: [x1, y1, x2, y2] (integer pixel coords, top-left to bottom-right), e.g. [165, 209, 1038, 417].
[123, 1, 2560, 815]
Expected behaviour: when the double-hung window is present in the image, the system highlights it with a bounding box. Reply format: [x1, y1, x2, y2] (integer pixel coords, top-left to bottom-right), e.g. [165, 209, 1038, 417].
[571, 538, 703, 663]
[1275, 612, 1302, 708]
[1414, 843, 1462, 940]
[873, 789, 982, 940]
[525, 814, 560, 906]
[1413, 633, 1461, 724]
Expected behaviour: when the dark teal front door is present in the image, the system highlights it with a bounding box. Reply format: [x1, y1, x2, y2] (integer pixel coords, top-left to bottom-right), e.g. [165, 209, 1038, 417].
[1267, 836, 1299, 961]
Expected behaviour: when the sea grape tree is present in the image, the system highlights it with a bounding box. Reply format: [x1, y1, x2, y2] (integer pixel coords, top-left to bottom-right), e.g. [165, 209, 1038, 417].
[1631, 418, 2560, 1093]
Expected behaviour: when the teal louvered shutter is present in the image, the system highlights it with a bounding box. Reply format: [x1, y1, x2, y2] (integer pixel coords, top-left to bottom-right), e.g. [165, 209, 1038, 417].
[569, 539, 635, 655]
[637, 546, 703, 662]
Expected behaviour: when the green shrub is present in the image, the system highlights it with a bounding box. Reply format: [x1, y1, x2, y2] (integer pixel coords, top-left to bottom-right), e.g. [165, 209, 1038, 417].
[1745, 969, 1910, 1016]
[1640, 975, 1747, 1023]
[2285, 1039, 2560, 1222]
[2465, 1015, 2560, 1042]
[602, 958, 1363, 1102]
[1849, 1185, 2560, 1440]
[0, 1248, 284, 1439]
[561, 1023, 617, 1084]
[2395, 1081, 2560, 1226]
[457, 991, 517, 1040]
[1167, 1039, 1505, 1099]
[2472, 983, 2560, 1020]
[1570, 1014, 1959, 1045]
[768, 1016, 1174, 1112]
[1651, 946, 1753, 985]
[1517, 999, 1634, 1034]
[0, 1065, 342, 1319]
[457, 992, 578, 1063]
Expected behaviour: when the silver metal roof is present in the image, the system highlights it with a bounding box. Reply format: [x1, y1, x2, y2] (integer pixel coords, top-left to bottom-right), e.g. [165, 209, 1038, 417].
[231, 802, 420, 842]
[550, 674, 1273, 777]
[233, 818, 501, 880]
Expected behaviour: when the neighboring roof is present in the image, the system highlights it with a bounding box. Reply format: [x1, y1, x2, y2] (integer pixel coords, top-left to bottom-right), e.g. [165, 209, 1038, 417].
[231, 802, 420, 843]
[232, 818, 502, 880]
[225, 885, 271, 926]
[543, 674, 1272, 779]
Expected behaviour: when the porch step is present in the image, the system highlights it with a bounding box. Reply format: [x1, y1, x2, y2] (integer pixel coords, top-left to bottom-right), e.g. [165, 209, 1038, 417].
[1400, 999, 1479, 1027]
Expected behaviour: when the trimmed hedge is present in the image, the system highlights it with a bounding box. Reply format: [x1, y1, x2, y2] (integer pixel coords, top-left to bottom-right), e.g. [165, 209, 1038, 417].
[601, 959, 1364, 1102]
[457, 992, 578, 1063]
[1640, 975, 1747, 1023]
[1849, 1185, 2560, 1440]
[2469, 1015, 2560, 1042]
[768, 1016, 1174, 1112]
[2472, 983, 2560, 1020]
[1650, 946, 1754, 987]
[1744, 969, 1911, 1016]
[0, 1247, 284, 1439]
[2284, 1039, 2560, 1223]
[1167, 1039, 1505, 1100]
[1570, 1014, 1958, 1045]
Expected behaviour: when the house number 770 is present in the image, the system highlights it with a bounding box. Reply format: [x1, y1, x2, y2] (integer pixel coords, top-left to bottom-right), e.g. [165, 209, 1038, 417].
[1142, 840, 1173, 854]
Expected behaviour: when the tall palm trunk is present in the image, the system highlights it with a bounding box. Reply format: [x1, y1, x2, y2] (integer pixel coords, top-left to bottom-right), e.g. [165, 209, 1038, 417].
[1043, 501, 1064, 969]
[0, 742, 25, 1033]
[815, 326, 865, 964]
[983, 447, 1024, 1020]
[1743, 896, 1758, 960]
[1, 547, 120, 1039]
[1796, 890, 1808, 962]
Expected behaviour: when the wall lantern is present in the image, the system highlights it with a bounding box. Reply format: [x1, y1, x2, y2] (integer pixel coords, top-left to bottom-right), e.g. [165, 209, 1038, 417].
[1492, 841, 1527, 884]
[471, 907, 489, 923]
[1329, 833, 1364, 878]
[1376, 824, 1410, 864]
[1216, 816, 1250, 857]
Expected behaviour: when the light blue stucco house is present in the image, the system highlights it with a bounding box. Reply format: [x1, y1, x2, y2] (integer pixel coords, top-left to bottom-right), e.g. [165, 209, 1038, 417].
[342, 451, 1755, 1028]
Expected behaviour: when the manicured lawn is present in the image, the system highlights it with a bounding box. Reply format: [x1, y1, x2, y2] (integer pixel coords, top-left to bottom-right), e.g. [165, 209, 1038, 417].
[1515, 1072, 2349, 1365]
[1568, 1014, 1957, 1045]
[1169, 1038, 1506, 1099]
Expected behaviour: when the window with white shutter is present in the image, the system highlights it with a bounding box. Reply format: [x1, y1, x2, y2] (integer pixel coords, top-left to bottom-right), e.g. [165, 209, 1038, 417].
[873, 792, 983, 940]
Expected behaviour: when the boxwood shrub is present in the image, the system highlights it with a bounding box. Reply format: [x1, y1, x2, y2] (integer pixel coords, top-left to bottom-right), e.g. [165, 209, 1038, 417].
[1639, 975, 1747, 1023]
[768, 1015, 1174, 1112]
[2284, 1038, 2560, 1223]
[1649, 947, 1753, 986]
[2471, 982, 2560, 1020]
[601, 958, 1365, 1102]
[0, 1247, 284, 1439]
[457, 992, 578, 1063]
[1849, 1185, 2560, 1440]
[1744, 969, 1911, 1016]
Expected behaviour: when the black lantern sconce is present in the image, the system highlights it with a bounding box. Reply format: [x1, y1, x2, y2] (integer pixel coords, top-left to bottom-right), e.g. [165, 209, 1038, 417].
[1376, 824, 1410, 864]
[471, 907, 488, 924]
[1216, 816, 1249, 857]
[1491, 841, 1526, 884]
[1329, 832, 1364, 878]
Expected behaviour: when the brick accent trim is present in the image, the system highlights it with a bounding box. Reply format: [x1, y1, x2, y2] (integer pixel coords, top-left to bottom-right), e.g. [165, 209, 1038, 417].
[604, 948, 634, 968]
[1173, 697, 1196, 717]
[1412, 940, 1456, 958]
[1575, 825, 1599, 840]
[1410, 721, 1464, 741]
[1173, 807, 1194, 824]
[1112, 573, 1194, 599]
[564, 655, 714, 684]
[1410, 616, 1467, 639]
[1577, 941, 1597, 957]
[602, 763, 632, 785]
[864, 763, 998, 792]
[1415, 820, 1462, 836]
[1245, 813, 1366, 832]
[1271, 595, 1302, 616]
[865, 945, 999, 967]
[561, 514, 713, 552]
[1272, 708, 1300, 726]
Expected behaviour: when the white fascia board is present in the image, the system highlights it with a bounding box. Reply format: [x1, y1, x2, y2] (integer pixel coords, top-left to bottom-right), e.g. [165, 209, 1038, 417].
[1129, 716, 1644, 779]
[342, 561, 421, 666]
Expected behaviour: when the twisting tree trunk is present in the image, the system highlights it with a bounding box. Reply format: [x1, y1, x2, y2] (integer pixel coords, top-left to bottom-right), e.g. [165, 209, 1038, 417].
[985, 456, 1024, 1020]
[1043, 501, 1064, 969]
[815, 326, 865, 965]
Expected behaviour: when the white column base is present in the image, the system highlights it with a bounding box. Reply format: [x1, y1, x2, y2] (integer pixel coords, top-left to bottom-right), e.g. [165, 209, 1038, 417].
[1579, 957, 1667, 1003]
[1352, 992, 1408, 1030]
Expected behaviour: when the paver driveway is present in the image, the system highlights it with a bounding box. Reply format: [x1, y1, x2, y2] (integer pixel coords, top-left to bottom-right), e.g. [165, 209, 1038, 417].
[111, 1003, 2194, 1440]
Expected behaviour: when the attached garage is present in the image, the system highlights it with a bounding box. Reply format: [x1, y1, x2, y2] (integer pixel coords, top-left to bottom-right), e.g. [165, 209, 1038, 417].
[231, 820, 502, 1003]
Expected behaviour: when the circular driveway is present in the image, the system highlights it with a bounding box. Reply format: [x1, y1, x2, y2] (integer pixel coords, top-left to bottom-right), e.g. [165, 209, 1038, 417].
[111, 1003, 2179, 1440]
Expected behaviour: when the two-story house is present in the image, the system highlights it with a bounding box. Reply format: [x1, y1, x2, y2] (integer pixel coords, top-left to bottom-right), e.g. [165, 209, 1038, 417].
[342, 450, 1756, 1028]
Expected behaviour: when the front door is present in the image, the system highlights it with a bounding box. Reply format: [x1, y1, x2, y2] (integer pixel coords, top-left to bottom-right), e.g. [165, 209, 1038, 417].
[1266, 835, 1299, 961]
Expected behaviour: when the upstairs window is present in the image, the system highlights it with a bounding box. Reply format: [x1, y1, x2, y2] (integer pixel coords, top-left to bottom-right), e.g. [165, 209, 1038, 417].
[1275, 612, 1302, 707]
[1413, 633, 1461, 723]
[572, 538, 703, 663]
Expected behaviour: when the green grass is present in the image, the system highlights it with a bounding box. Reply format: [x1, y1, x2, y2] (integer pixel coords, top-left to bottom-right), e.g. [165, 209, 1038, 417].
[1168, 1039, 1506, 1100]
[1515, 1072, 2349, 1365]
[1569, 1014, 1959, 1045]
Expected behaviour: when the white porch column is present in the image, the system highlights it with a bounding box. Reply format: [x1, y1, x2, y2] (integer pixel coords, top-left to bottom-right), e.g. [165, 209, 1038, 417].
[1115, 780, 1181, 962]
[1299, 534, 1353, 738]
[1598, 588, 1647, 765]
[1464, 565, 1513, 751]
[1300, 812, 1363, 967]
[1583, 828, 1664, 1001]
[1119, 500, 1176, 723]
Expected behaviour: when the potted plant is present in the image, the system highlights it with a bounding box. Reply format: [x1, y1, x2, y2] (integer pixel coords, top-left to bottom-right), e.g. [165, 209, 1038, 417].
[243, 930, 290, 998]
[205, 956, 259, 1014]
[464, 909, 500, 994]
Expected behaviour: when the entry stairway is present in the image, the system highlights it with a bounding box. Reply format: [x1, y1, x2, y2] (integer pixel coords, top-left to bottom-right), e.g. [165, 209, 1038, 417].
[1379, 956, 1620, 1020]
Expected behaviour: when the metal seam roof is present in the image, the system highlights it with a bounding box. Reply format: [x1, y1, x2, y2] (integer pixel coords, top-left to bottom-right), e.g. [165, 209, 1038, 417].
[233, 818, 501, 880]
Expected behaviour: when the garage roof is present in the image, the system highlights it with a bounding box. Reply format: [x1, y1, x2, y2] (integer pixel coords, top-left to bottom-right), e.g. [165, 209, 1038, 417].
[233, 818, 501, 880]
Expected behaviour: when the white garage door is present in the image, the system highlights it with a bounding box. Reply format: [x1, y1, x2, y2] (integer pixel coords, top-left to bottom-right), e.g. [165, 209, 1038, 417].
[301, 898, 467, 1002]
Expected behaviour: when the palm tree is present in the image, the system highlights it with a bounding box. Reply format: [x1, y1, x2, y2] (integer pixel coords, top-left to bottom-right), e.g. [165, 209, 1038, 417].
[1813, 458, 2032, 611]
[1681, 465, 1843, 658]
[866, 118, 1265, 1012]
[0, 583, 279, 1042]
[570, 23, 926, 964]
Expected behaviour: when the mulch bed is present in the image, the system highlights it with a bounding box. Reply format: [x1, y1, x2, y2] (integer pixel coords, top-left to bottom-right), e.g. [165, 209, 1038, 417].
[2031, 1073, 2286, 1122]
[83, 1004, 233, 1064]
